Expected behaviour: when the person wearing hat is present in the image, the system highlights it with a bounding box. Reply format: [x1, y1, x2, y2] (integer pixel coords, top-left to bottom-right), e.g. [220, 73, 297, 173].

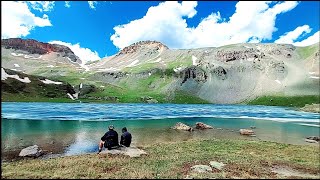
[98, 125, 119, 153]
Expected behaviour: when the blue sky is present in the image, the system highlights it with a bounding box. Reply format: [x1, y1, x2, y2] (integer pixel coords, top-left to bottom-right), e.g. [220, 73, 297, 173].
[2, 1, 319, 62]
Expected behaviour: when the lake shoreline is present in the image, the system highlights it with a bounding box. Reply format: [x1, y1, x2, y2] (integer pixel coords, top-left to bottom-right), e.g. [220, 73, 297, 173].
[2, 129, 319, 163]
[2, 138, 319, 179]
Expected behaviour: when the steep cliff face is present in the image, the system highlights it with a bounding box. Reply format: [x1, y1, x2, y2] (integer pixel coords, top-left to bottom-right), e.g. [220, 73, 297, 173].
[1, 38, 80, 62]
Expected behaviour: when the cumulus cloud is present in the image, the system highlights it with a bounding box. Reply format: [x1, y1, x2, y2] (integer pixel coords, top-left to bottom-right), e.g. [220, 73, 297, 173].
[275, 25, 311, 44]
[48, 40, 101, 63]
[1, 1, 52, 39]
[65, 1, 71, 8]
[110, 1, 299, 49]
[88, 1, 98, 9]
[27, 1, 55, 12]
[293, 31, 320, 47]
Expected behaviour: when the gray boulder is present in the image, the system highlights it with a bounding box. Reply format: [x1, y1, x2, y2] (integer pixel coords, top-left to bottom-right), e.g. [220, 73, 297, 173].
[190, 165, 212, 173]
[195, 122, 213, 130]
[305, 139, 318, 143]
[100, 146, 147, 157]
[171, 122, 193, 131]
[239, 129, 255, 135]
[210, 161, 225, 170]
[141, 96, 158, 103]
[306, 136, 320, 142]
[19, 145, 43, 157]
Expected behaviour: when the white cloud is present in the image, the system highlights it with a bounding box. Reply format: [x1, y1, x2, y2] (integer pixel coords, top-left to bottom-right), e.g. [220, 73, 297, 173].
[27, 1, 55, 12]
[65, 1, 71, 8]
[293, 31, 320, 47]
[48, 41, 101, 63]
[110, 1, 299, 49]
[1, 1, 52, 39]
[88, 1, 97, 9]
[275, 25, 311, 44]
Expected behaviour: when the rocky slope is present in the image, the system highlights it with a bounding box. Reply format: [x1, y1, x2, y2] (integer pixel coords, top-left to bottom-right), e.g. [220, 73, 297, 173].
[1, 38, 319, 104]
[85, 41, 319, 104]
[1, 67, 76, 101]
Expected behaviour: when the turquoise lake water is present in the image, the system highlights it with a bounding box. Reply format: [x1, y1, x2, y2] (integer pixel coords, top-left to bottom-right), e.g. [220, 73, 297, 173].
[1, 102, 319, 160]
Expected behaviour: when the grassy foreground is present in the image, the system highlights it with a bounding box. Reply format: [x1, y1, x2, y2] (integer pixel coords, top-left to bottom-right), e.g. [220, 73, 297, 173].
[2, 139, 319, 179]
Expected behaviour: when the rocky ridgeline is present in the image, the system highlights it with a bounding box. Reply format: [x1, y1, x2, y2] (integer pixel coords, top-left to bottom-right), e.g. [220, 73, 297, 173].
[1, 38, 80, 62]
[214, 45, 295, 63]
[116, 40, 169, 56]
[215, 48, 264, 62]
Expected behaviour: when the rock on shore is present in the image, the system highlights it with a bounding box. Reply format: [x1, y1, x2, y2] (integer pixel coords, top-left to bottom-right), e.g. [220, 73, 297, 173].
[19, 145, 43, 158]
[195, 122, 213, 130]
[171, 122, 193, 131]
[239, 129, 255, 135]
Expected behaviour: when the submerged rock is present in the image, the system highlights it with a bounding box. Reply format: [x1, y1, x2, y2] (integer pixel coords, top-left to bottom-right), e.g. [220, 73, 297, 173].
[191, 165, 212, 173]
[239, 129, 255, 135]
[19, 145, 43, 158]
[195, 122, 213, 130]
[171, 122, 193, 131]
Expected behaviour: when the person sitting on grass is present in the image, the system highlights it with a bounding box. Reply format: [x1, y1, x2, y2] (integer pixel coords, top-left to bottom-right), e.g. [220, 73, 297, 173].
[120, 127, 132, 147]
[98, 125, 119, 153]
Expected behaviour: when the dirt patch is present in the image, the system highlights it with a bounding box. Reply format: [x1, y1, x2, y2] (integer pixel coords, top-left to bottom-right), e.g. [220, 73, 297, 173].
[223, 163, 277, 178]
[270, 161, 320, 175]
[271, 165, 320, 179]
[103, 166, 120, 173]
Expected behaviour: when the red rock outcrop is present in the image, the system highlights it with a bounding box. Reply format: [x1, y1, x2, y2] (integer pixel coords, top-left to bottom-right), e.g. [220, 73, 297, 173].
[1, 38, 80, 62]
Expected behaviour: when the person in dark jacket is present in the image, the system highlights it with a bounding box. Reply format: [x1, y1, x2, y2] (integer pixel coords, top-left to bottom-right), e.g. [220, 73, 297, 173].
[120, 127, 132, 147]
[98, 125, 119, 153]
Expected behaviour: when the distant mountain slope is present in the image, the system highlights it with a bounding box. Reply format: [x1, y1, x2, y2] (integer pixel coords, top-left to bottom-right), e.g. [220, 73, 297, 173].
[85, 41, 319, 104]
[1, 38, 319, 104]
[1, 67, 76, 101]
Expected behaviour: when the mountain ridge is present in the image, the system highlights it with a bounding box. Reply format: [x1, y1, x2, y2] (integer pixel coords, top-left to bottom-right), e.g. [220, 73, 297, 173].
[1, 38, 319, 105]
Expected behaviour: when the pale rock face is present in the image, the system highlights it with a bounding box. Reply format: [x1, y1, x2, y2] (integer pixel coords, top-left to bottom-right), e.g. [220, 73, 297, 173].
[19, 145, 43, 157]
[171, 122, 193, 131]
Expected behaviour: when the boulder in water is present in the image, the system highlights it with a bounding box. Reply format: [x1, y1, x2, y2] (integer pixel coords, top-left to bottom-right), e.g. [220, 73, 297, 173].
[195, 122, 213, 130]
[239, 129, 255, 135]
[171, 122, 193, 131]
[19, 145, 43, 158]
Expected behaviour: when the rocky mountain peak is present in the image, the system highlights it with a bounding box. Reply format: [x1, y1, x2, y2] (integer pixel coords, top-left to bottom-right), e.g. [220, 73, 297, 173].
[1, 38, 80, 62]
[116, 40, 169, 56]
